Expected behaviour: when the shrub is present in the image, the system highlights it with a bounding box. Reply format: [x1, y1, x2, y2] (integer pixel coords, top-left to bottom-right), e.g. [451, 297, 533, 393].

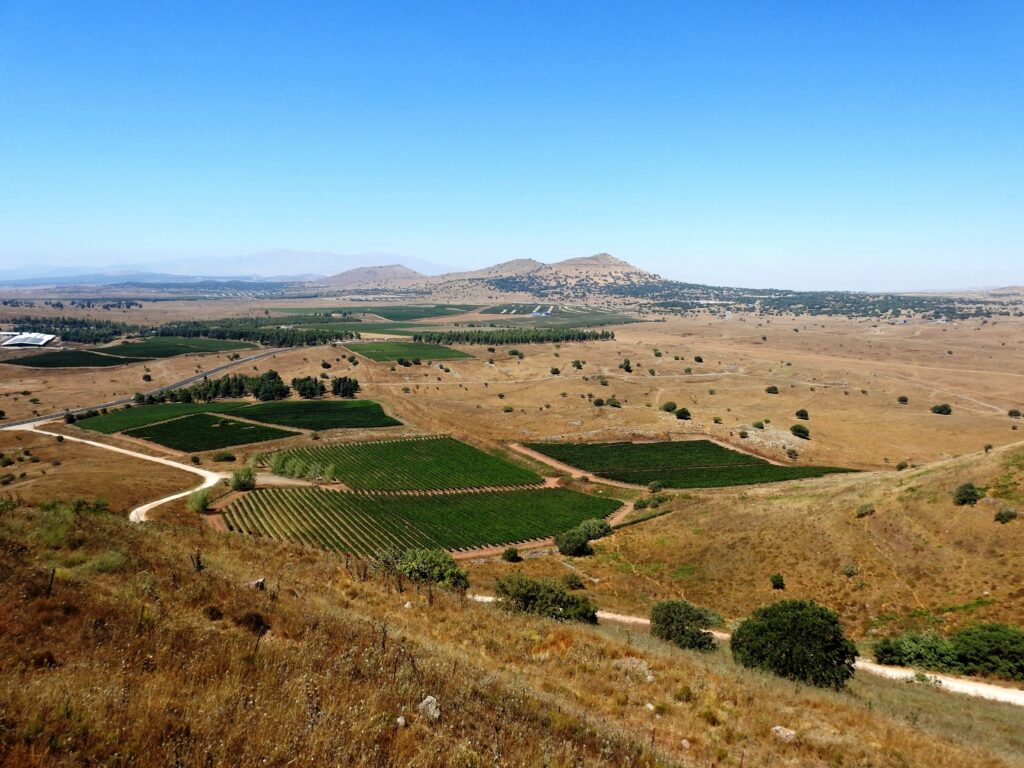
[752, 421, 764, 429]
[661, 401, 677, 413]
[555, 527, 592, 556]
[397, 549, 469, 591]
[950, 623, 1024, 680]
[898, 396, 909, 404]
[230, 467, 256, 491]
[995, 508, 1018, 524]
[770, 573, 785, 590]
[731, 600, 857, 689]
[501, 546, 522, 562]
[561, 572, 585, 590]
[794, 409, 809, 420]
[211, 451, 236, 462]
[786, 448, 799, 460]
[187, 488, 210, 513]
[765, 386, 779, 394]
[550, 367, 560, 375]
[856, 503, 875, 518]
[1009, 409, 1022, 419]
[875, 631, 959, 670]
[576, 518, 612, 541]
[675, 407, 691, 420]
[693, 356, 703, 363]
[952, 482, 981, 506]
[650, 600, 721, 652]
[931, 403, 953, 415]
[896, 461, 909, 471]
[495, 571, 597, 623]
[790, 424, 810, 440]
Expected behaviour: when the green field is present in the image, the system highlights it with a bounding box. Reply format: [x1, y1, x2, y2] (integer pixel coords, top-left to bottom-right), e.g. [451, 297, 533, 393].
[2, 350, 142, 368]
[270, 436, 541, 490]
[346, 341, 471, 361]
[221, 487, 620, 554]
[77, 402, 249, 434]
[124, 413, 299, 451]
[100, 336, 256, 358]
[525, 440, 852, 488]
[296, 322, 420, 336]
[274, 304, 478, 320]
[239, 400, 401, 430]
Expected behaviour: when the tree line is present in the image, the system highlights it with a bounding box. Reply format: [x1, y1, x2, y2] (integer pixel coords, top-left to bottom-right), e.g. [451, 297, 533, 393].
[411, 328, 614, 345]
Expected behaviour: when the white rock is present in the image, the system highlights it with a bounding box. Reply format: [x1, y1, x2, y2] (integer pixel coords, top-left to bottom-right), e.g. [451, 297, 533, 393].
[680, 739, 691, 750]
[644, 702, 655, 712]
[418, 695, 440, 721]
[403, 601, 413, 609]
[771, 725, 796, 743]
[396, 716, 407, 728]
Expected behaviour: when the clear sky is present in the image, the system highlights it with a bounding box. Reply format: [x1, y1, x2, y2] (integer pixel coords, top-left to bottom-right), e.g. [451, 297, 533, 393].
[1, 1, 1021, 290]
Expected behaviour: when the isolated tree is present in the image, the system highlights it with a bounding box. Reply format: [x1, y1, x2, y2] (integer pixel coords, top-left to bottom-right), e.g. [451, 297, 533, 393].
[952, 482, 982, 506]
[495, 571, 596, 623]
[650, 600, 720, 652]
[1010, 409, 1022, 419]
[770, 572, 786, 590]
[675, 407, 691, 420]
[661, 401, 677, 412]
[555, 527, 592, 557]
[795, 408, 809, 420]
[898, 395, 909, 404]
[790, 424, 810, 440]
[765, 385, 779, 394]
[731, 600, 857, 689]
[931, 403, 953, 415]
[397, 549, 469, 592]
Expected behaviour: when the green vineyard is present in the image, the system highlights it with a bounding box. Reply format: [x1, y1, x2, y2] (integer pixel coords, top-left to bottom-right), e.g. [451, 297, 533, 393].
[221, 487, 621, 554]
[526, 440, 853, 488]
[268, 436, 541, 490]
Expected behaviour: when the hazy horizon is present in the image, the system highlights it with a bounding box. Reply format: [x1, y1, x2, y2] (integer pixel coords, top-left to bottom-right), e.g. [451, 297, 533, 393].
[1, 2, 1021, 292]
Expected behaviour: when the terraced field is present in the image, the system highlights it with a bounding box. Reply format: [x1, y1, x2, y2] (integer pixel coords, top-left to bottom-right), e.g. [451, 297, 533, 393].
[77, 402, 250, 434]
[525, 440, 853, 488]
[240, 400, 401, 430]
[99, 336, 256, 358]
[124, 413, 299, 451]
[269, 436, 541, 489]
[221, 487, 620, 554]
[346, 341, 471, 361]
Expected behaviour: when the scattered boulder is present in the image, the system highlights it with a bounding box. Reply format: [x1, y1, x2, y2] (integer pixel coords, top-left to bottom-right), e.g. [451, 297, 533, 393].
[772, 725, 796, 743]
[680, 739, 691, 750]
[403, 601, 413, 609]
[396, 716, 407, 728]
[418, 695, 440, 721]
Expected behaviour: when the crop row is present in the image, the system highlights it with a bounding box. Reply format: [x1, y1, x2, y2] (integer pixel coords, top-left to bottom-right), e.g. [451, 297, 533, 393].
[221, 487, 621, 555]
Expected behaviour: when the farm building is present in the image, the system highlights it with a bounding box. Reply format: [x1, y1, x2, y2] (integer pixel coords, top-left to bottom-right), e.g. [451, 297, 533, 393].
[1, 332, 57, 347]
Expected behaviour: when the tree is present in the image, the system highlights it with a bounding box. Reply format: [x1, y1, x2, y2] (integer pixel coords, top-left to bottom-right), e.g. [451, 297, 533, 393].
[550, 367, 560, 375]
[501, 546, 522, 563]
[397, 549, 469, 592]
[650, 600, 720, 652]
[291, 376, 326, 399]
[790, 424, 810, 440]
[765, 385, 779, 394]
[931, 403, 953, 415]
[952, 482, 981, 506]
[675, 407, 691, 420]
[555, 527, 592, 556]
[495, 571, 597, 623]
[731, 600, 857, 689]
[187, 488, 210, 513]
[230, 467, 256, 491]
[576, 518, 612, 541]
[331, 376, 360, 398]
[794, 409, 809, 420]
[661, 401, 677, 413]
[770, 572, 785, 590]
[1009, 409, 1022, 419]
[898, 395, 909, 404]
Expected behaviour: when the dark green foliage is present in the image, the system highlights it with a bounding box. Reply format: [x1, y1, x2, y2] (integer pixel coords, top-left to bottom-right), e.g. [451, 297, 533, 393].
[101, 336, 255, 358]
[561, 572, 585, 590]
[525, 440, 851, 489]
[291, 376, 326, 399]
[856, 503, 875, 518]
[876, 624, 1024, 681]
[790, 424, 810, 440]
[765, 385, 779, 394]
[576, 518, 612, 541]
[952, 482, 982, 506]
[795, 409, 809, 420]
[211, 451, 236, 462]
[931, 403, 953, 415]
[995, 508, 1018, 524]
[898, 395, 909, 404]
[124, 413, 298, 451]
[495, 571, 597, 623]
[649, 600, 721, 652]
[413, 329, 614, 346]
[153, 316, 360, 347]
[731, 600, 857, 689]
[223, 487, 619, 555]
[501, 547, 522, 563]
[136, 369, 291, 404]
[555, 527, 592, 556]
[241, 400, 400, 430]
[1009, 409, 1021, 418]
[5, 350, 142, 368]
[675, 407, 691, 420]
[331, 376, 360, 397]
[353, 341, 470, 361]
[397, 549, 469, 592]
[770, 573, 785, 590]
[660, 401, 677, 412]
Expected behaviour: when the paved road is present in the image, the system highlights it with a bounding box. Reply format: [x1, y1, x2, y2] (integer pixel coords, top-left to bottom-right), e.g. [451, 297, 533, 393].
[468, 596, 1024, 708]
[0, 347, 284, 430]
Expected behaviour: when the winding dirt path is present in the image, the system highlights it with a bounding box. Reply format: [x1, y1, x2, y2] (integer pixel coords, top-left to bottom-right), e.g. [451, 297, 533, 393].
[467, 596, 1024, 707]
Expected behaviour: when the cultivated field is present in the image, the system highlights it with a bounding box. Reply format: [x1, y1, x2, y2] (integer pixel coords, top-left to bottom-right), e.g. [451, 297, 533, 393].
[346, 341, 472, 361]
[123, 412, 299, 451]
[526, 439, 851, 487]
[98, 336, 256, 358]
[221, 486, 620, 554]
[268, 436, 540, 489]
[77, 402, 250, 433]
[238, 399, 401, 430]
[3, 350, 138, 368]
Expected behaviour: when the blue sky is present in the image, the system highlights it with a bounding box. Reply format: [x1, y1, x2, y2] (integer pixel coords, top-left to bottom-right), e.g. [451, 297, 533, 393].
[1, 1, 1021, 289]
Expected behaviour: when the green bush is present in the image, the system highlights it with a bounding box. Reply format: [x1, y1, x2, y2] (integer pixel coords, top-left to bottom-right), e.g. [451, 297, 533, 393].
[212, 451, 236, 462]
[560, 572, 585, 590]
[874, 631, 959, 670]
[576, 518, 612, 541]
[795, 409, 809, 420]
[650, 600, 721, 652]
[856, 503, 875, 518]
[675, 407, 691, 420]
[661, 401, 677, 412]
[230, 467, 256, 491]
[765, 386, 779, 394]
[501, 546, 522, 562]
[495, 571, 597, 623]
[186, 488, 210, 513]
[931, 403, 953, 415]
[790, 424, 810, 440]
[770, 572, 785, 590]
[950, 623, 1024, 680]
[1008, 409, 1021, 418]
[995, 508, 1018, 524]
[952, 482, 981, 506]
[397, 549, 469, 591]
[752, 420, 764, 429]
[898, 395, 909, 404]
[731, 600, 857, 689]
[555, 527, 592, 557]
